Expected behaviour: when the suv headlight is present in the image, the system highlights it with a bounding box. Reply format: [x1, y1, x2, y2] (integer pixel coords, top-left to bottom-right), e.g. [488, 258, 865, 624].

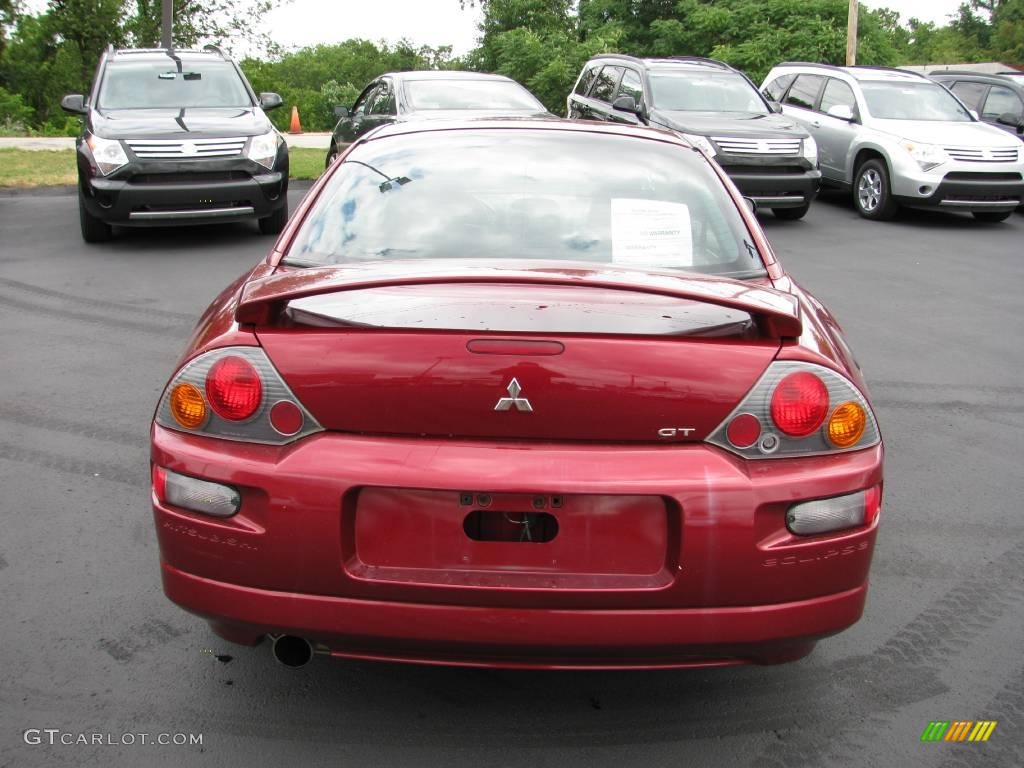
[802, 135, 818, 164]
[681, 133, 717, 158]
[86, 135, 129, 176]
[247, 131, 283, 170]
[899, 139, 948, 172]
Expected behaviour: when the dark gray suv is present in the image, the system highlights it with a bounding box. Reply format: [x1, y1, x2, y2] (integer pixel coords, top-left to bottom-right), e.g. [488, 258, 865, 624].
[567, 55, 821, 219]
[929, 70, 1024, 138]
[61, 46, 289, 243]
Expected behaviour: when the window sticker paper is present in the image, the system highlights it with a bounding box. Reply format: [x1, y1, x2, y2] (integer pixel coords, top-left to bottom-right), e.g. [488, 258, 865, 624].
[610, 199, 693, 267]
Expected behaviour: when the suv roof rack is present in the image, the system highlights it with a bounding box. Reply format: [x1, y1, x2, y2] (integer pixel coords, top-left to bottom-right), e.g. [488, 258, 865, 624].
[778, 61, 846, 72]
[109, 47, 227, 58]
[587, 53, 733, 71]
[850, 65, 927, 78]
[661, 56, 732, 69]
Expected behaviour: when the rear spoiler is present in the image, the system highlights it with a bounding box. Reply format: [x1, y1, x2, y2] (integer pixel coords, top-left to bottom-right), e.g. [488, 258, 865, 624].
[236, 262, 802, 338]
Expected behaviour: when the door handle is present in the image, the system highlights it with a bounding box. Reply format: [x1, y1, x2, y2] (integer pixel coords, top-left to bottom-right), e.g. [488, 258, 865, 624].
[811, 120, 821, 129]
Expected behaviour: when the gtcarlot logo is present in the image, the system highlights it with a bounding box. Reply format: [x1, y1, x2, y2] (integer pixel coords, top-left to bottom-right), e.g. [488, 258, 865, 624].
[24, 729, 203, 746]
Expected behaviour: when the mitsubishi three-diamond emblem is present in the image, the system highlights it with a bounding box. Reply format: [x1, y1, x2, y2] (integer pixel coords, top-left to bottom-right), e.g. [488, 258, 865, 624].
[494, 377, 533, 412]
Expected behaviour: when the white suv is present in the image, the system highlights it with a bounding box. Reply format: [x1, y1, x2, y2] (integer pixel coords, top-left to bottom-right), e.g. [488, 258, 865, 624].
[761, 63, 1024, 221]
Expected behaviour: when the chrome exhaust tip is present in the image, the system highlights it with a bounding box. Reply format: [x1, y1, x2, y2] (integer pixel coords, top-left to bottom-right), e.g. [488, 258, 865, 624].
[271, 635, 314, 668]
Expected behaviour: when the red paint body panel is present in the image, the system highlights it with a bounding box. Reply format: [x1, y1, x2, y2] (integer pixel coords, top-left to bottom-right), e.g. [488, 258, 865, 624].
[255, 328, 778, 441]
[151, 120, 884, 668]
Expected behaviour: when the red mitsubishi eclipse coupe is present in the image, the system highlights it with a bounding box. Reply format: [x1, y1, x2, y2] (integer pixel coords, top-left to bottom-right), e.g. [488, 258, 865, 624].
[151, 119, 883, 670]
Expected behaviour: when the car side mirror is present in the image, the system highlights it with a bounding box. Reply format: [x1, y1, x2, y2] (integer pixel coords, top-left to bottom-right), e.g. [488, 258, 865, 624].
[996, 111, 1022, 128]
[611, 94, 641, 116]
[768, 101, 784, 114]
[61, 94, 87, 115]
[826, 104, 855, 122]
[333, 105, 350, 118]
[259, 92, 283, 111]
[743, 197, 757, 214]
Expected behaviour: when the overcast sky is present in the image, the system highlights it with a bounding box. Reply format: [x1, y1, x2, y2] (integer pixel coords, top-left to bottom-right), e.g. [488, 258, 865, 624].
[264, 0, 968, 56]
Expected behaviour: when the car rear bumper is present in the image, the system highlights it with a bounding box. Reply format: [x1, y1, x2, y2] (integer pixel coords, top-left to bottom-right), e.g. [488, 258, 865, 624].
[720, 165, 822, 208]
[165, 562, 867, 669]
[77, 155, 288, 226]
[151, 426, 883, 668]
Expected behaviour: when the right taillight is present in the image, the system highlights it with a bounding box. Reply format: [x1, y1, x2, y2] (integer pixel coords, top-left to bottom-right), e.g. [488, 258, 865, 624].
[707, 361, 880, 459]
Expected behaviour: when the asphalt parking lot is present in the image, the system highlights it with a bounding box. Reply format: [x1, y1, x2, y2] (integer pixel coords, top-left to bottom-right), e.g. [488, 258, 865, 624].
[1, 188, 1022, 768]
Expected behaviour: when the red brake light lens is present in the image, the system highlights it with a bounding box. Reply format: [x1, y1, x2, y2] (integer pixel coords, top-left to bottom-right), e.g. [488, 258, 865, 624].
[205, 356, 263, 421]
[770, 371, 829, 437]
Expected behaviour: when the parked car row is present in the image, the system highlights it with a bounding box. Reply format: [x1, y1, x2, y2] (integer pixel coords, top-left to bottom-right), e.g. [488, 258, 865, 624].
[61, 45, 1023, 244]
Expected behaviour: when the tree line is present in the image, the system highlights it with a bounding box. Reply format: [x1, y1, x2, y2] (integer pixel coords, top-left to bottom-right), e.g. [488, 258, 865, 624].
[0, 0, 1021, 135]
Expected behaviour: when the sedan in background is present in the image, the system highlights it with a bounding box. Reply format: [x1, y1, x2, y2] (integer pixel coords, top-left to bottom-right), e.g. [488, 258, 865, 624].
[152, 119, 883, 670]
[324, 71, 551, 166]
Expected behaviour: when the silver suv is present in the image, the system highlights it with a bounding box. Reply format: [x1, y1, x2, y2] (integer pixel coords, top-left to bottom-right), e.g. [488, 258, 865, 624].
[761, 63, 1024, 222]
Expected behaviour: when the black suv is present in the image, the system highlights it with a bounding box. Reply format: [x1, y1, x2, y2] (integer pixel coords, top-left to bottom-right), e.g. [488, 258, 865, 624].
[61, 46, 289, 242]
[928, 70, 1024, 138]
[567, 55, 821, 219]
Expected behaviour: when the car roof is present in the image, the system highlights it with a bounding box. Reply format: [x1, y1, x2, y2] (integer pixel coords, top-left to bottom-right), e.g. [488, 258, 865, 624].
[588, 54, 735, 72]
[385, 71, 517, 83]
[929, 71, 1024, 88]
[771, 62, 930, 83]
[358, 116, 691, 147]
[106, 48, 231, 64]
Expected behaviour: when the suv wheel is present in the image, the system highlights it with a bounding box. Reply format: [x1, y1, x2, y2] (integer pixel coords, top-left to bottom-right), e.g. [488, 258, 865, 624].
[78, 190, 112, 243]
[972, 210, 1013, 223]
[772, 203, 810, 221]
[854, 159, 899, 221]
[258, 201, 289, 235]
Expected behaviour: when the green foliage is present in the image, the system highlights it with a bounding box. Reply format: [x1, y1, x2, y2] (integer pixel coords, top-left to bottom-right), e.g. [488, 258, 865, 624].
[0, 85, 33, 131]
[241, 40, 456, 132]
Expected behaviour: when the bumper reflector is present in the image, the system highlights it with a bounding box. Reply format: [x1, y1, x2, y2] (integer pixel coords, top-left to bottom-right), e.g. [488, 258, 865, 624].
[155, 467, 240, 518]
[786, 487, 880, 536]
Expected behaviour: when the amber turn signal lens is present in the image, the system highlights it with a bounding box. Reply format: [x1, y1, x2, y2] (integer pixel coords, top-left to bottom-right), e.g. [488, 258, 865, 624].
[827, 401, 866, 448]
[170, 382, 207, 429]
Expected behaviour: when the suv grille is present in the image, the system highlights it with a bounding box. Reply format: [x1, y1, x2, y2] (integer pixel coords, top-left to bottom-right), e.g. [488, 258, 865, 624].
[943, 146, 1019, 163]
[711, 137, 801, 155]
[125, 137, 248, 159]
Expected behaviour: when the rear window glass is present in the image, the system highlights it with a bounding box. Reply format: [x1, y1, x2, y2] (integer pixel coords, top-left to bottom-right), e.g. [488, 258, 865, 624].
[98, 59, 250, 109]
[286, 130, 765, 280]
[403, 79, 543, 111]
[784, 75, 824, 109]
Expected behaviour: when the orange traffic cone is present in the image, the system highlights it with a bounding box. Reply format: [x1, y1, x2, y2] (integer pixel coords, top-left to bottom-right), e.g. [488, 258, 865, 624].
[289, 106, 302, 134]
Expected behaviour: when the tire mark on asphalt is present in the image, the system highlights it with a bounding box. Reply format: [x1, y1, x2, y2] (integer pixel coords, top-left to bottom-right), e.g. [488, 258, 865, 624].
[940, 664, 1024, 768]
[753, 536, 1024, 768]
[0, 276, 194, 321]
[98, 618, 189, 662]
[872, 380, 1024, 396]
[0, 442, 145, 487]
[872, 399, 1024, 414]
[0, 404, 145, 448]
[0, 293, 187, 338]
[0, 554, 7, 571]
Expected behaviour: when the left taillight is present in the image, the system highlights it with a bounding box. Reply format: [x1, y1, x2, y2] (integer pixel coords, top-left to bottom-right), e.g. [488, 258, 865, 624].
[706, 361, 880, 459]
[154, 346, 322, 444]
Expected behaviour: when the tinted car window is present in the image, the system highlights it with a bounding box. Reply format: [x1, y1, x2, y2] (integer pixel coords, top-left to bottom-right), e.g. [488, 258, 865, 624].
[288, 130, 764, 278]
[762, 74, 796, 102]
[403, 79, 543, 111]
[982, 85, 1023, 119]
[575, 64, 600, 96]
[819, 78, 856, 115]
[590, 66, 623, 103]
[784, 75, 824, 110]
[618, 69, 644, 105]
[369, 81, 395, 115]
[860, 82, 972, 121]
[949, 81, 987, 110]
[649, 72, 768, 113]
[353, 84, 379, 115]
[98, 60, 250, 109]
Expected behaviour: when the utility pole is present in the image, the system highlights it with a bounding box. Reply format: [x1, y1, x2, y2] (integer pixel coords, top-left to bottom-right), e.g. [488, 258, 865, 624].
[161, 0, 173, 49]
[846, 0, 858, 65]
